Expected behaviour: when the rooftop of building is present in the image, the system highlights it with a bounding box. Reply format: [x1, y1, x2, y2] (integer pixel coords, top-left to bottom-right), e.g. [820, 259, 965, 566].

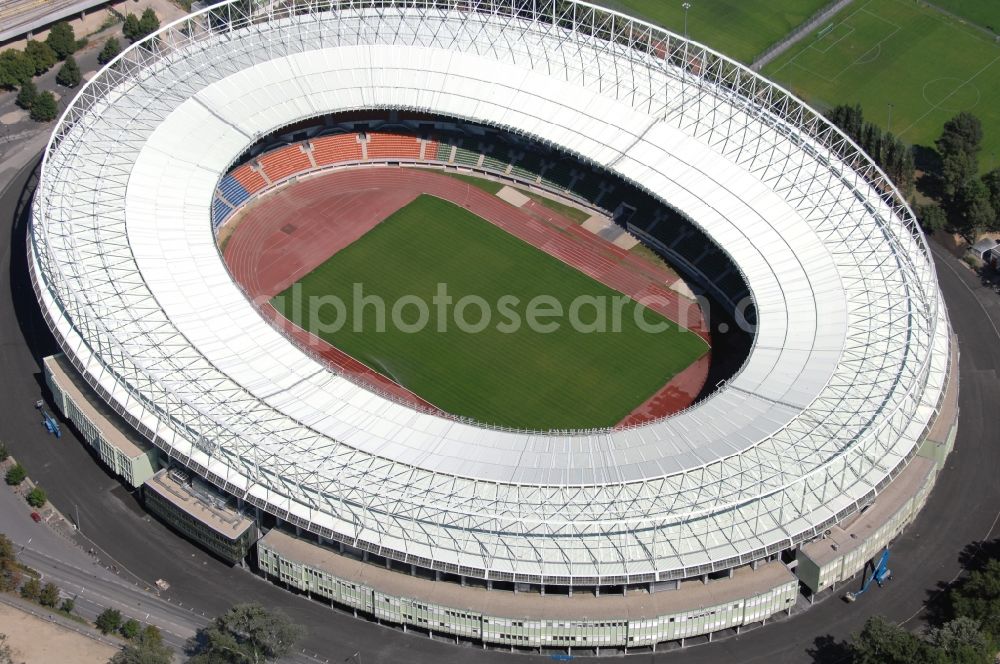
[44, 354, 151, 459]
[144, 468, 253, 540]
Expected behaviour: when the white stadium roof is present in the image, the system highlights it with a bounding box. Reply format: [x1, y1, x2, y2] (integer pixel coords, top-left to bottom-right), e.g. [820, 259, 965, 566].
[30, 0, 951, 583]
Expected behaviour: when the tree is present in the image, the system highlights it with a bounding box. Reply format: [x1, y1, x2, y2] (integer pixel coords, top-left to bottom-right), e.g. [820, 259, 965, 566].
[56, 55, 81, 88]
[937, 111, 983, 158]
[120, 619, 140, 640]
[940, 148, 980, 203]
[29, 91, 57, 122]
[188, 603, 304, 664]
[0, 49, 34, 89]
[926, 616, 992, 664]
[110, 625, 173, 664]
[4, 465, 26, 486]
[0, 535, 22, 592]
[138, 9, 160, 38]
[122, 14, 142, 42]
[984, 168, 1000, 228]
[38, 581, 59, 607]
[828, 103, 864, 145]
[955, 178, 997, 235]
[95, 608, 122, 635]
[14, 81, 35, 110]
[98, 37, 121, 65]
[59, 597, 75, 614]
[937, 112, 984, 204]
[26, 487, 46, 509]
[45, 22, 76, 60]
[19, 577, 40, 602]
[851, 616, 947, 664]
[23, 40, 56, 75]
[950, 558, 1000, 642]
[918, 204, 948, 233]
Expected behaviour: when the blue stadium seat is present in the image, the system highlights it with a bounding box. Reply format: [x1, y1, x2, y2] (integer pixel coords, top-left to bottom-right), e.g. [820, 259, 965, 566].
[218, 174, 251, 208]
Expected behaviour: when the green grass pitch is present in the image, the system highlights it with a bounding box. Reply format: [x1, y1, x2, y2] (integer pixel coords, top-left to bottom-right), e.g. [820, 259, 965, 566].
[273, 195, 708, 430]
[765, 0, 1000, 173]
[932, 1, 1000, 33]
[597, 0, 830, 63]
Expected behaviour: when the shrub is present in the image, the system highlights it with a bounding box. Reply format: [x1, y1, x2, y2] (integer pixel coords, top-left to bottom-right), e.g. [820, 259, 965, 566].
[918, 204, 948, 233]
[24, 40, 56, 75]
[120, 618, 140, 640]
[95, 608, 122, 634]
[56, 55, 81, 88]
[38, 581, 59, 607]
[19, 577, 40, 601]
[4, 464, 26, 486]
[122, 14, 141, 42]
[0, 441, 8, 462]
[138, 8, 160, 37]
[98, 37, 121, 65]
[29, 91, 57, 122]
[0, 49, 34, 89]
[26, 487, 46, 508]
[15, 81, 35, 110]
[45, 22, 76, 60]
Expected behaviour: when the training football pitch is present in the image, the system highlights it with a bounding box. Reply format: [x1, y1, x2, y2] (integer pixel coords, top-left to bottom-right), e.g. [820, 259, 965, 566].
[597, 0, 830, 63]
[765, 0, 1000, 171]
[274, 195, 708, 430]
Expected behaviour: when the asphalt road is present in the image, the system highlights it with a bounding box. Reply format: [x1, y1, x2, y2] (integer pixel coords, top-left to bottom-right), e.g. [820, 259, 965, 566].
[1, 148, 999, 663]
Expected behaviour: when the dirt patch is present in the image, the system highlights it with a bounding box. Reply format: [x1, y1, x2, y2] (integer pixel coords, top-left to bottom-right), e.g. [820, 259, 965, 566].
[0, 603, 117, 664]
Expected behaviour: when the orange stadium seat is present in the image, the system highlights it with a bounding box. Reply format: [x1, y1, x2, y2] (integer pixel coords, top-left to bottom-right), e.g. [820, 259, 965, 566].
[259, 145, 312, 182]
[423, 138, 440, 160]
[231, 164, 268, 194]
[366, 132, 422, 160]
[311, 134, 363, 166]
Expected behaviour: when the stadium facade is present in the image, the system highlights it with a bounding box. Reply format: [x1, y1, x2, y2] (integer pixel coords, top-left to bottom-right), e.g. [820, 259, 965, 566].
[30, 0, 957, 652]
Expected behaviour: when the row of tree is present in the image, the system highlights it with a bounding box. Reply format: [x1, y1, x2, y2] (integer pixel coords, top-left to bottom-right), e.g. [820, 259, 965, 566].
[932, 112, 1000, 236]
[3, 457, 47, 509]
[100, 601, 303, 664]
[0, 22, 80, 90]
[122, 9, 161, 45]
[828, 103, 915, 196]
[828, 104, 1000, 237]
[848, 545, 1000, 663]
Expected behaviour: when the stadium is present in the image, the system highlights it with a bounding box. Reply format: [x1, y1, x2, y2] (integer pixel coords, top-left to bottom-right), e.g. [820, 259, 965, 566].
[28, 0, 958, 654]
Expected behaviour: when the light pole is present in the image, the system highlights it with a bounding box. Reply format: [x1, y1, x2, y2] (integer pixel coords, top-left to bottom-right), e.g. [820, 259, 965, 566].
[887, 103, 894, 134]
[682, 2, 692, 39]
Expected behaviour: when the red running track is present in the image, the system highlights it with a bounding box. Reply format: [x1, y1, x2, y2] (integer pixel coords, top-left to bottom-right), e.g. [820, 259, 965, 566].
[223, 167, 710, 424]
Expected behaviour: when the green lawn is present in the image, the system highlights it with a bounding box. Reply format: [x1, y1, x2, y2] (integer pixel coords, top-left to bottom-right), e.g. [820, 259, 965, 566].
[765, 0, 1000, 172]
[596, 0, 830, 63]
[274, 195, 708, 430]
[932, 0, 1000, 33]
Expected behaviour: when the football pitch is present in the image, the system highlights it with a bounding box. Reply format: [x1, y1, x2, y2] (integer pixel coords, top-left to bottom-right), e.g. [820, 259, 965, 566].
[597, 0, 830, 63]
[273, 195, 708, 430]
[765, 0, 1000, 171]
